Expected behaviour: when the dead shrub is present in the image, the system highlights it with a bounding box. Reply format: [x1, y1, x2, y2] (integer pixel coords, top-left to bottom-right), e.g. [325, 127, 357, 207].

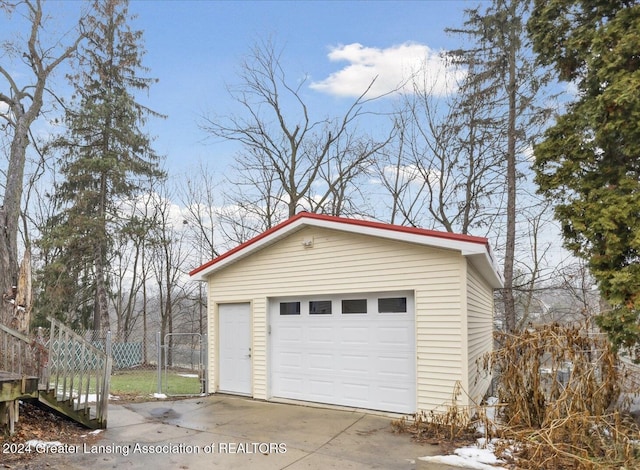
[485, 323, 640, 469]
[508, 412, 640, 469]
[391, 381, 478, 443]
[392, 324, 640, 469]
[487, 324, 620, 428]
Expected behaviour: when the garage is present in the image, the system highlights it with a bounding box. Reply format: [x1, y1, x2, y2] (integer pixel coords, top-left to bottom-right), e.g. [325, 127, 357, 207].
[190, 212, 503, 415]
[269, 292, 415, 413]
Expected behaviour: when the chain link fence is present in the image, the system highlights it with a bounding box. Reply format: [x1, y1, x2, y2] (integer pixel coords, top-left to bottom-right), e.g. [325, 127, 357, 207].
[160, 332, 206, 396]
[34, 322, 206, 400]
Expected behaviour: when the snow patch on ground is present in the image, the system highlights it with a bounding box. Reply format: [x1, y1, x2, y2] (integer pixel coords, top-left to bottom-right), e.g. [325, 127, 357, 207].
[50, 387, 115, 405]
[25, 439, 63, 449]
[419, 440, 506, 469]
[73, 393, 116, 404]
[419, 410, 507, 470]
[476, 396, 499, 436]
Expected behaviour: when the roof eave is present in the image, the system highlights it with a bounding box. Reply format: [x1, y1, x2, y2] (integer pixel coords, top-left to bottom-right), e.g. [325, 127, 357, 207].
[190, 213, 503, 287]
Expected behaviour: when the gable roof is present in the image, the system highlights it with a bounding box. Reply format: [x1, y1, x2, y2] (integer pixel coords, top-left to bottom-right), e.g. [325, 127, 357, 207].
[189, 212, 504, 288]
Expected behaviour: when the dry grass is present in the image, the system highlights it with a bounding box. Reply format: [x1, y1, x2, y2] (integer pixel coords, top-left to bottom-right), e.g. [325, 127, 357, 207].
[489, 324, 619, 428]
[487, 324, 640, 469]
[391, 381, 479, 450]
[393, 324, 640, 469]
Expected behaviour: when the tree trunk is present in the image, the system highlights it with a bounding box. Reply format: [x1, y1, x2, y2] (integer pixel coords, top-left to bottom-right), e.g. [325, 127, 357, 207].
[0, 0, 82, 327]
[14, 249, 32, 333]
[0, 112, 30, 327]
[0, 209, 17, 327]
[93, 240, 110, 331]
[502, 2, 518, 333]
[142, 247, 148, 363]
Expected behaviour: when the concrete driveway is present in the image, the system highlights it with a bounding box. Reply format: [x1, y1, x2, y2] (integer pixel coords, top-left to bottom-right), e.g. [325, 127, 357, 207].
[34, 395, 455, 469]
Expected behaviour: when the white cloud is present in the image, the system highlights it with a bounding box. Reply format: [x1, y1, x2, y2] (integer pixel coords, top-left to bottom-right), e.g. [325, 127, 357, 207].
[522, 144, 535, 163]
[381, 163, 440, 186]
[310, 42, 463, 98]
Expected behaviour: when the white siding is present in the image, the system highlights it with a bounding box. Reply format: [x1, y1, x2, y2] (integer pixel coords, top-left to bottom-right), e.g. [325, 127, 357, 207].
[466, 263, 494, 409]
[206, 225, 469, 412]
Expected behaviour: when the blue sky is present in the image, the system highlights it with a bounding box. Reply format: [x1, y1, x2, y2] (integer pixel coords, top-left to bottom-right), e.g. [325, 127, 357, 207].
[1, 0, 572, 267]
[2, 0, 487, 176]
[120, 0, 486, 176]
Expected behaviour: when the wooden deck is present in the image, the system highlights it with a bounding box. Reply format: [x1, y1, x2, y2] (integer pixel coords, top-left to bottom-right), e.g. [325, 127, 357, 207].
[0, 371, 39, 400]
[0, 371, 39, 434]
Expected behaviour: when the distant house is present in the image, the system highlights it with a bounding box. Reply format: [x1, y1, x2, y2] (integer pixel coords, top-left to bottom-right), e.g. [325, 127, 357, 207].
[190, 213, 503, 414]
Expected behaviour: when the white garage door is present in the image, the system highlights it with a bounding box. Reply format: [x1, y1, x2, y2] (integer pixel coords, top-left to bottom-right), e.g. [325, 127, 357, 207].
[269, 292, 415, 413]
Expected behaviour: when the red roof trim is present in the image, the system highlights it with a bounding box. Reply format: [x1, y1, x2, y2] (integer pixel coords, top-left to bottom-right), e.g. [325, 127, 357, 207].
[189, 212, 490, 277]
[189, 213, 305, 277]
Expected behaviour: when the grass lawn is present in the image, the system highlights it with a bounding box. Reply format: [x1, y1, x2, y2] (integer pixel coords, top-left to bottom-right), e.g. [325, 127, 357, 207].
[109, 369, 202, 397]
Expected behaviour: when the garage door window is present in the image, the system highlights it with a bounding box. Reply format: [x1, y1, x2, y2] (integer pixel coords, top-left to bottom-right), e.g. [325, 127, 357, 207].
[280, 302, 301, 315]
[309, 300, 332, 314]
[341, 299, 367, 314]
[378, 297, 407, 313]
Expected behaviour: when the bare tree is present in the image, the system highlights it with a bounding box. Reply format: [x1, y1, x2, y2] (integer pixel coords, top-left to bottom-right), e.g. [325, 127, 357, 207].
[217, 149, 284, 244]
[373, 114, 426, 226]
[504, 197, 558, 329]
[375, 62, 505, 234]
[177, 164, 223, 334]
[178, 162, 221, 263]
[200, 40, 390, 234]
[447, 0, 554, 332]
[551, 261, 601, 327]
[375, 2, 556, 334]
[311, 127, 386, 218]
[148, 184, 196, 362]
[0, 0, 83, 329]
[109, 189, 161, 341]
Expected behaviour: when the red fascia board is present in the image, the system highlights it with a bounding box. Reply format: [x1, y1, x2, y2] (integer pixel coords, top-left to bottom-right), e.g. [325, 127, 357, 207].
[302, 212, 490, 246]
[189, 212, 491, 277]
[188, 214, 303, 277]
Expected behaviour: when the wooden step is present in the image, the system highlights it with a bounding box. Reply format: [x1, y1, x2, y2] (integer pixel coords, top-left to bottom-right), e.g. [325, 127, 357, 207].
[36, 390, 104, 429]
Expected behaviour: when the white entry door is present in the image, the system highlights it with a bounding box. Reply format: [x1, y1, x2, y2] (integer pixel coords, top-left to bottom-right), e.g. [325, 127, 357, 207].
[218, 303, 252, 395]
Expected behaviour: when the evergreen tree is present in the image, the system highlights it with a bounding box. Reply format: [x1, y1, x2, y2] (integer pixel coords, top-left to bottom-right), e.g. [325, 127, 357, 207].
[529, 1, 640, 354]
[447, 0, 552, 332]
[37, 0, 164, 330]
